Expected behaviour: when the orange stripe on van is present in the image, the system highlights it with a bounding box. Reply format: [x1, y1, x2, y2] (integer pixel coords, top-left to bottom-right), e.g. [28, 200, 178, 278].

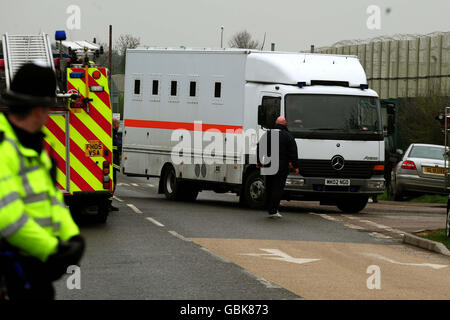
[124, 119, 243, 133]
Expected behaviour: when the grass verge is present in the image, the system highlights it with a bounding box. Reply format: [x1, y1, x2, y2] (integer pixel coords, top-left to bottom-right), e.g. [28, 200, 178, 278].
[415, 229, 450, 249]
[377, 189, 448, 203]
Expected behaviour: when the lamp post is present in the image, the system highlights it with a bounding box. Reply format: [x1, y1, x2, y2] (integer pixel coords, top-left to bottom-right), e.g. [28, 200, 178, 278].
[220, 26, 224, 49]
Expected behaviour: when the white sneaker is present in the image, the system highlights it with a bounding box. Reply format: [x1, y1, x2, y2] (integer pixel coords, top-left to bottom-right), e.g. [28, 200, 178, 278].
[269, 212, 283, 219]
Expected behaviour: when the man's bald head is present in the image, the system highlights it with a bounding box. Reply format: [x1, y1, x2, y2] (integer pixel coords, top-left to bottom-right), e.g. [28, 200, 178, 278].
[275, 116, 287, 126]
[113, 117, 120, 130]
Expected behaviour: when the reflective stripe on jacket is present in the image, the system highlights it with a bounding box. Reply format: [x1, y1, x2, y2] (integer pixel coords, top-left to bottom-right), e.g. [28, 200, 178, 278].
[0, 113, 80, 262]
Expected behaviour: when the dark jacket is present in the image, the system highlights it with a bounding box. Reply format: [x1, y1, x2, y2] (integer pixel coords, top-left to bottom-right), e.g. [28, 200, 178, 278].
[257, 124, 300, 175]
[112, 128, 120, 169]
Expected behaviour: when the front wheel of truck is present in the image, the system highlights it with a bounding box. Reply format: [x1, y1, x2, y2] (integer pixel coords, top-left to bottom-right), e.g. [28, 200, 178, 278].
[336, 196, 369, 213]
[244, 170, 267, 209]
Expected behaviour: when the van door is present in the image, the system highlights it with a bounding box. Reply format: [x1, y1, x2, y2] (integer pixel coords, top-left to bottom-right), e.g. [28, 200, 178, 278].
[258, 93, 282, 130]
[256, 93, 282, 166]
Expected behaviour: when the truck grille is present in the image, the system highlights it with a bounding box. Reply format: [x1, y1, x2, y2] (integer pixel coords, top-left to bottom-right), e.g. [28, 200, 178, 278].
[298, 160, 380, 179]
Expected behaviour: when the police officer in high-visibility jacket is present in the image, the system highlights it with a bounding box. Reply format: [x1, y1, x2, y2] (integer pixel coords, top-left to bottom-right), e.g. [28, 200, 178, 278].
[0, 63, 85, 300]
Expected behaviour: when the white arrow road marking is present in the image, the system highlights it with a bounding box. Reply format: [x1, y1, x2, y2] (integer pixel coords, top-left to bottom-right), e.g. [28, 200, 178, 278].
[360, 220, 405, 235]
[310, 213, 339, 221]
[240, 249, 320, 265]
[343, 223, 365, 230]
[363, 253, 448, 270]
[369, 232, 393, 239]
[131, 183, 139, 187]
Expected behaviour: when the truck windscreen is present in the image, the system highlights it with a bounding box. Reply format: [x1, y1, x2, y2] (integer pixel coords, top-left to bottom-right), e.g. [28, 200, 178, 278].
[285, 94, 382, 140]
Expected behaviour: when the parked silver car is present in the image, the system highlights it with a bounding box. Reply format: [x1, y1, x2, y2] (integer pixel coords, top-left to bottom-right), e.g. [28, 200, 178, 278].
[390, 143, 449, 200]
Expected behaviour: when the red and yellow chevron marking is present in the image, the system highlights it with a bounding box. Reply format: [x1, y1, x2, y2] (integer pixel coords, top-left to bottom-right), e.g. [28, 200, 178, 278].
[43, 67, 113, 195]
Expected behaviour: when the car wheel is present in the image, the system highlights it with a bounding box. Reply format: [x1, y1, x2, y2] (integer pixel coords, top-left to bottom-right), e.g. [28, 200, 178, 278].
[244, 170, 267, 209]
[390, 171, 403, 201]
[387, 181, 394, 199]
[336, 196, 369, 213]
[391, 180, 403, 201]
[393, 188, 403, 201]
[446, 199, 450, 238]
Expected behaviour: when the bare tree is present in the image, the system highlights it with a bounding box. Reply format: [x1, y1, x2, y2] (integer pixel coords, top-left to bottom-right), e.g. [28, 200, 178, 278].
[228, 30, 260, 49]
[116, 34, 140, 56]
[115, 34, 140, 72]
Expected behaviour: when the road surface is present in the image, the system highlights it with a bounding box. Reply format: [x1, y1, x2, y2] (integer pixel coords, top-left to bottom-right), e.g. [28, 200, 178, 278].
[55, 174, 450, 300]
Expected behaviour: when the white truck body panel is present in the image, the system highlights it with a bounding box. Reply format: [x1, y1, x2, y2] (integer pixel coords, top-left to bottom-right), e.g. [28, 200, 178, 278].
[245, 52, 367, 87]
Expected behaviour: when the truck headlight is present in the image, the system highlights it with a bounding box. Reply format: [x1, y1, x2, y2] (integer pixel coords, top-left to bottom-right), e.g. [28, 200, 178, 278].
[368, 181, 385, 189]
[286, 179, 305, 186]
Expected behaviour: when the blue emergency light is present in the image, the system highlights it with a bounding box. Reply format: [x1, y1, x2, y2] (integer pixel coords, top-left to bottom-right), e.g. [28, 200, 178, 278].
[297, 82, 306, 88]
[70, 72, 85, 79]
[360, 84, 369, 90]
[55, 30, 67, 41]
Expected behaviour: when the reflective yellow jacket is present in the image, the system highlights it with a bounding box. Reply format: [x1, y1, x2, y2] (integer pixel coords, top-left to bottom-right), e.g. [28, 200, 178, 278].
[0, 113, 80, 262]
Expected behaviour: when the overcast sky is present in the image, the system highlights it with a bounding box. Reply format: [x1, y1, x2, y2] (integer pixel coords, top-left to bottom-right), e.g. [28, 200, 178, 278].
[1, 0, 449, 51]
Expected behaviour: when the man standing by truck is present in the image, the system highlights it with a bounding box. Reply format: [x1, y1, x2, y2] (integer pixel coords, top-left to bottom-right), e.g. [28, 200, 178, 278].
[257, 116, 300, 218]
[110, 117, 121, 211]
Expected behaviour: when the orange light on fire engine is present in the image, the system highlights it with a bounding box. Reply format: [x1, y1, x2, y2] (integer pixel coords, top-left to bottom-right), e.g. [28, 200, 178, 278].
[92, 70, 101, 80]
[103, 161, 110, 175]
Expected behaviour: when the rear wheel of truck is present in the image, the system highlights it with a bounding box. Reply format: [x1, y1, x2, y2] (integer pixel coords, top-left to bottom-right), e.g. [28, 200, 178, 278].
[244, 170, 267, 209]
[336, 196, 368, 213]
[163, 166, 180, 200]
[179, 182, 199, 202]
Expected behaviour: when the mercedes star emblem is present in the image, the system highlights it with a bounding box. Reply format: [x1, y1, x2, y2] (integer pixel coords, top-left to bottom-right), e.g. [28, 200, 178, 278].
[331, 155, 345, 171]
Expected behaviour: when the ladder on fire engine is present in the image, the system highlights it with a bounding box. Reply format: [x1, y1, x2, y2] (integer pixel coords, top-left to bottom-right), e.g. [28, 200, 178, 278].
[2, 33, 55, 89]
[2, 33, 72, 192]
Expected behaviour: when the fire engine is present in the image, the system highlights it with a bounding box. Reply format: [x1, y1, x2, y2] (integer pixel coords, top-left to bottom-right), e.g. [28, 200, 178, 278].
[1, 31, 114, 223]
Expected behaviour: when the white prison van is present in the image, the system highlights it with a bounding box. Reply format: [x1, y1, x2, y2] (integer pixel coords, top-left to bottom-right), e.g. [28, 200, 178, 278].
[122, 48, 385, 213]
